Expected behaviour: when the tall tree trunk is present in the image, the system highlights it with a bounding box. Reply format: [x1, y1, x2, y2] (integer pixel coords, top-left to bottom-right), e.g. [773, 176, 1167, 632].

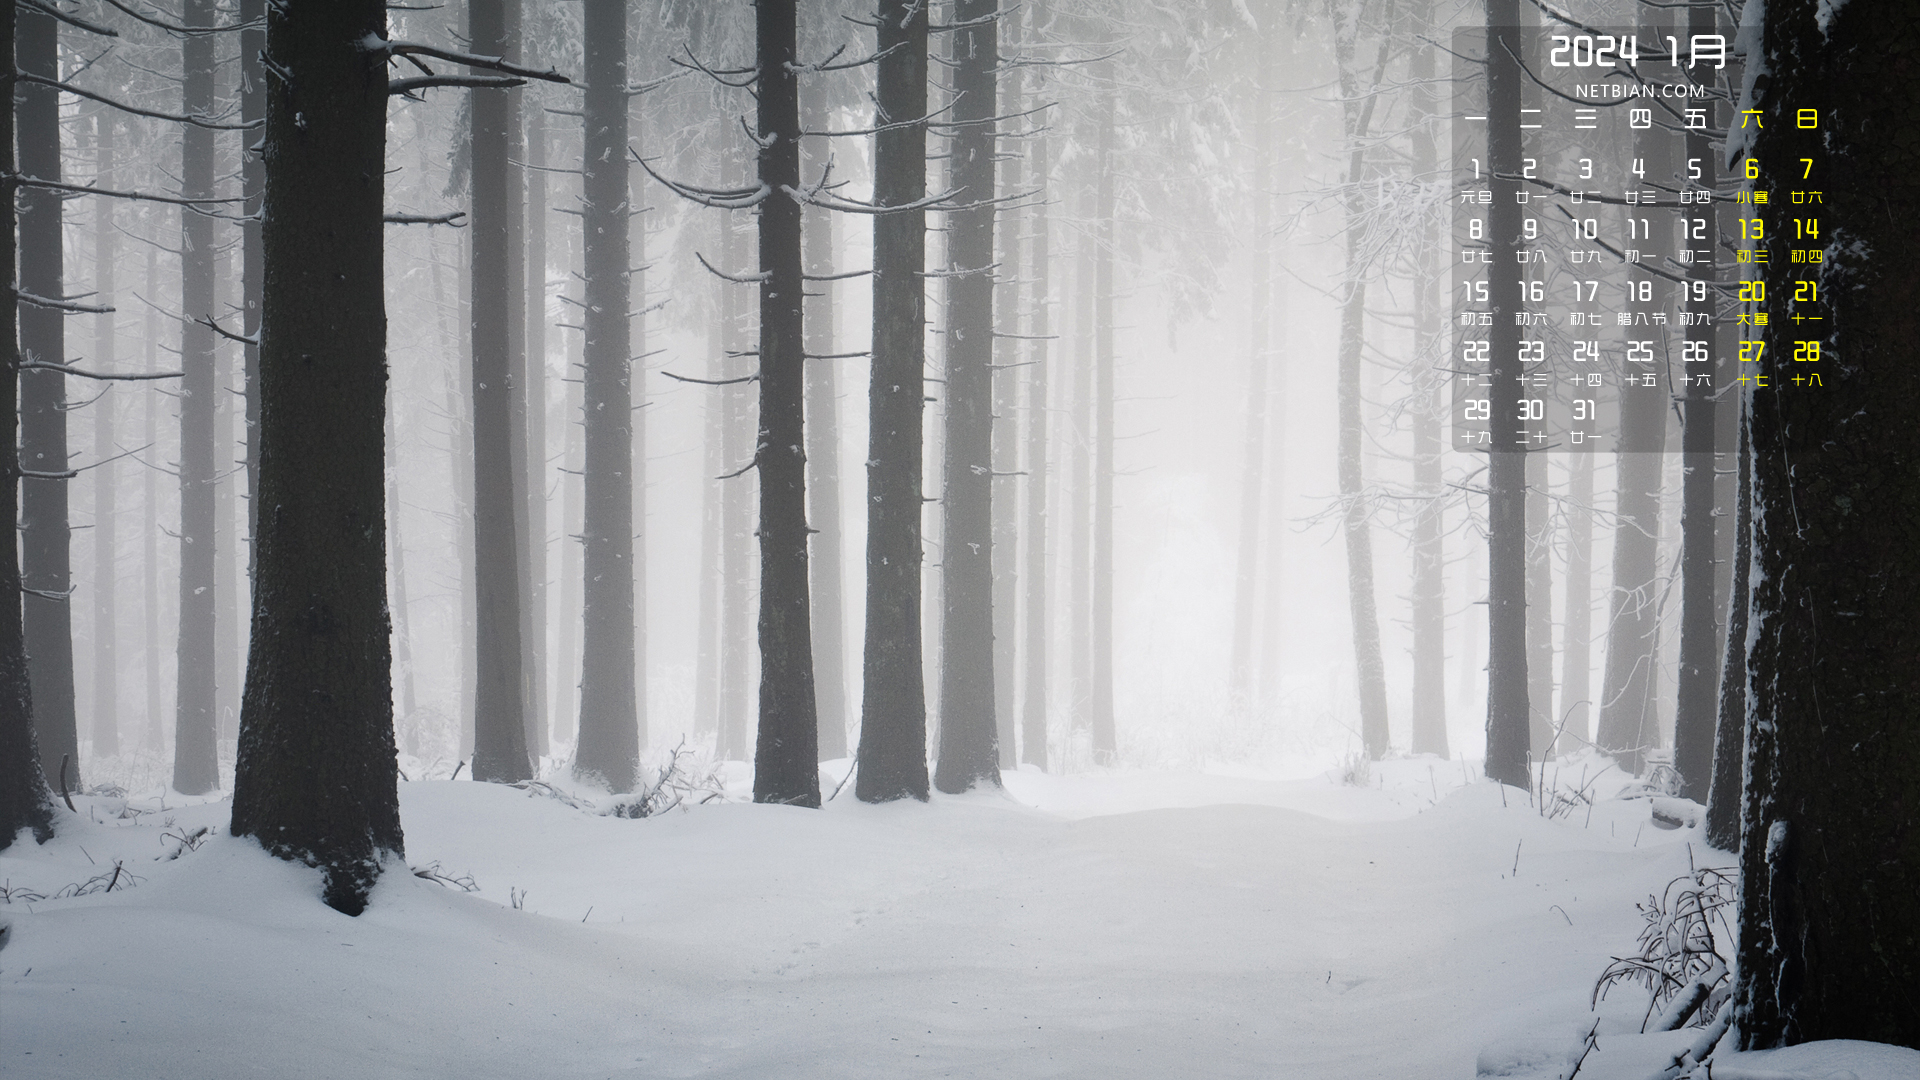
[1525, 448, 1554, 758]
[935, 0, 1004, 794]
[451, 226, 477, 759]
[241, 0, 264, 589]
[854, 0, 932, 803]
[1595, 10, 1674, 779]
[1558, 450, 1594, 748]
[0, 0, 54, 849]
[1230, 59, 1274, 704]
[1481, 0, 1530, 787]
[92, 115, 119, 759]
[1671, 1, 1721, 802]
[1407, 1, 1447, 758]
[802, 94, 847, 762]
[1705, 415, 1748, 852]
[469, 0, 531, 783]
[720, 205, 753, 761]
[694, 258, 723, 743]
[503, 1, 541, 764]
[523, 87, 549, 762]
[554, 167, 584, 747]
[17, 1, 78, 790]
[1734, 0, 1920, 1048]
[989, 4, 1021, 771]
[1089, 90, 1117, 765]
[216, 263, 241, 745]
[172, 0, 221, 795]
[143, 247, 163, 751]
[230, 0, 402, 916]
[750, 0, 820, 808]
[1334, 12, 1392, 761]
[1020, 0, 1052, 771]
[1069, 179, 1095, 756]
[574, 0, 639, 793]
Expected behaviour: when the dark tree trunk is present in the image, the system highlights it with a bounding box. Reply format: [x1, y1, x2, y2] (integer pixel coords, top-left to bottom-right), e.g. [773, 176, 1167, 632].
[750, 0, 820, 808]
[241, 0, 264, 585]
[171, 0, 221, 795]
[1733, 0, 1920, 1049]
[1407, 4, 1447, 759]
[17, 2, 77, 791]
[230, 0, 402, 916]
[469, 0, 531, 783]
[1705, 416, 1749, 852]
[1089, 91, 1117, 766]
[802, 92, 847, 762]
[0, 1, 54, 850]
[1334, 17, 1391, 761]
[574, 0, 639, 793]
[1020, 44, 1051, 771]
[1672, 3, 1721, 802]
[92, 115, 119, 759]
[1595, 11, 1675, 779]
[854, 0, 932, 803]
[1482, 0, 1530, 787]
[934, 0, 1004, 794]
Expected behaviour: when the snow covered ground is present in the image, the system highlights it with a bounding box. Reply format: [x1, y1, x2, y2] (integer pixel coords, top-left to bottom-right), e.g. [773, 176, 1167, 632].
[3, 756, 1914, 1079]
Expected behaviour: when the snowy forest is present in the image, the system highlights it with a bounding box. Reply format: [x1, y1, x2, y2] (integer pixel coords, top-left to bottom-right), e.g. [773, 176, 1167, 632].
[2, 0, 1917, 1076]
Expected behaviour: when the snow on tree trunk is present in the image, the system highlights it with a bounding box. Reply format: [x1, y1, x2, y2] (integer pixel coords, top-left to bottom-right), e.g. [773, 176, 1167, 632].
[1732, 0, 1920, 1050]
[0, 1, 54, 850]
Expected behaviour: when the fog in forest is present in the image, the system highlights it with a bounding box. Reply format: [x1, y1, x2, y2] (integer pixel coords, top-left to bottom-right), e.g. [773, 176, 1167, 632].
[7, 0, 1918, 1076]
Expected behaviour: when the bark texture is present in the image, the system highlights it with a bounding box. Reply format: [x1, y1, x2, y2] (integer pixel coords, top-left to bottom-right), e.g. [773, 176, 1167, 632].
[1482, 0, 1530, 787]
[0, 2, 53, 849]
[469, 0, 531, 783]
[1732, 0, 1920, 1050]
[573, 0, 639, 793]
[750, 0, 821, 808]
[854, 0, 932, 803]
[934, 0, 1003, 794]
[230, 0, 402, 916]
[17, 2, 78, 791]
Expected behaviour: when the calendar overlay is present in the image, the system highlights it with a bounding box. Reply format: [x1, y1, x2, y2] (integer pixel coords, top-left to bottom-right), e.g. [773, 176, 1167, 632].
[1447, 27, 1809, 453]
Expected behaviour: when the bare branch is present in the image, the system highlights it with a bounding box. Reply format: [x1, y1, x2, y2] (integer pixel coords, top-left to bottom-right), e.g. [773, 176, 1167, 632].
[664, 370, 759, 387]
[8, 173, 245, 209]
[197, 316, 257, 346]
[15, 289, 113, 315]
[694, 251, 770, 285]
[384, 210, 467, 226]
[376, 39, 572, 84]
[15, 73, 257, 130]
[19, 360, 184, 381]
[390, 74, 524, 96]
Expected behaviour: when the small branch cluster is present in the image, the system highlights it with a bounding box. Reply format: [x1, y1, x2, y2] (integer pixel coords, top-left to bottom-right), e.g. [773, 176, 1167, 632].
[1591, 856, 1737, 1033]
[608, 739, 727, 819]
[410, 862, 480, 893]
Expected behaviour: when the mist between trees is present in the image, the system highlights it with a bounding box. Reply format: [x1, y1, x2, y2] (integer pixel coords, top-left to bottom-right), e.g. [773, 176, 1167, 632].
[0, 0, 1913, 1051]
